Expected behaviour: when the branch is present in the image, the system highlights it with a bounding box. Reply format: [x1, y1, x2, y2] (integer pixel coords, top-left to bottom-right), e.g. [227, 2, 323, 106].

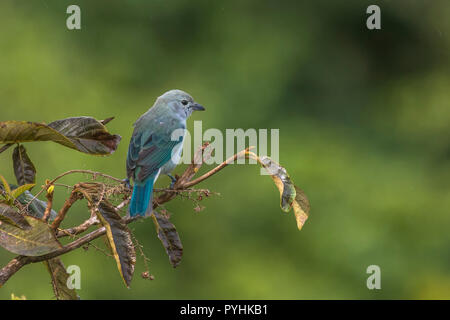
[0, 144, 254, 287]
[0, 216, 142, 286]
[0, 225, 108, 286]
[51, 191, 82, 231]
[55, 215, 99, 238]
[183, 147, 254, 188]
[42, 187, 54, 222]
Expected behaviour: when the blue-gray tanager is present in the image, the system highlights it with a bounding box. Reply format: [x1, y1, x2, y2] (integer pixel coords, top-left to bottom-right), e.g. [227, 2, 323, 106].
[126, 90, 205, 217]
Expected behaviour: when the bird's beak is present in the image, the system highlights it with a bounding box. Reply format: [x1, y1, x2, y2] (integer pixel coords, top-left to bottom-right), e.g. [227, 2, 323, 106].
[191, 103, 205, 111]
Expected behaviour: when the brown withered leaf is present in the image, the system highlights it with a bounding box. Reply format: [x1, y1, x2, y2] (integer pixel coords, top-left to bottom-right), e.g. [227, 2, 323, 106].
[12, 145, 36, 186]
[96, 200, 136, 287]
[43, 258, 79, 300]
[292, 186, 310, 230]
[152, 212, 183, 267]
[249, 154, 311, 230]
[47, 117, 121, 155]
[0, 117, 121, 155]
[0, 215, 62, 256]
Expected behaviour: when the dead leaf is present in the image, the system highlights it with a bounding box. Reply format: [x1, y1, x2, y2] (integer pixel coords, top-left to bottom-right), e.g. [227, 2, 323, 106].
[152, 212, 183, 267]
[96, 200, 136, 287]
[43, 258, 79, 300]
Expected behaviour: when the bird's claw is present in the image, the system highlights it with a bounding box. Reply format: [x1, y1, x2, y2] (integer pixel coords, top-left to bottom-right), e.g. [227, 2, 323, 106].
[167, 174, 177, 189]
[122, 178, 132, 189]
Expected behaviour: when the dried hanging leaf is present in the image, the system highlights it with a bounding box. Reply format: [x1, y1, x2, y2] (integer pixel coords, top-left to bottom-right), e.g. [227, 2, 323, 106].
[96, 200, 136, 287]
[0, 215, 62, 256]
[293, 186, 310, 230]
[249, 154, 311, 230]
[0, 203, 31, 230]
[0, 117, 121, 155]
[12, 145, 36, 186]
[43, 258, 79, 300]
[152, 212, 183, 267]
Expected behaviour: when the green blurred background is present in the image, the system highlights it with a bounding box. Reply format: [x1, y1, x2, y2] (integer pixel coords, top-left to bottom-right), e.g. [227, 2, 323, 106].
[1, 0, 449, 299]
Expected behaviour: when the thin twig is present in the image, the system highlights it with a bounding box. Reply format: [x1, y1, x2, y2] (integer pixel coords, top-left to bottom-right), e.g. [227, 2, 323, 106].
[50, 191, 82, 231]
[42, 188, 54, 222]
[0, 145, 253, 287]
[56, 215, 99, 238]
[183, 146, 254, 188]
[24, 170, 123, 212]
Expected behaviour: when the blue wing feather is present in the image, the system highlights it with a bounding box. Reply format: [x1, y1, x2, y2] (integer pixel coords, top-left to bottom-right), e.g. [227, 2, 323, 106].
[126, 110, 185, 216]
[127, 130, 181, 182]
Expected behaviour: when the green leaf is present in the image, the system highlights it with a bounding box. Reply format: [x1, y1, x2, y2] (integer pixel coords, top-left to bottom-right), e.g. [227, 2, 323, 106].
[0, 117, 121, 155]
[96, 200, 136, 287]
[12, 145, 36, 186]
[43, 258, 79, 300]
[0, 215, 62, 256]
[0, 203, 31, 230]
[254, 154, 310, 230]
[152, 212, 183, 267]
[0, 175, 11, 200]
[11, 184, 36, 199]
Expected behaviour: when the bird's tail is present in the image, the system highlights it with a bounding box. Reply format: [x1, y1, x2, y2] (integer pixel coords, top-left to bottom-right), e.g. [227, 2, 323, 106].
[129, 175, 156, 217]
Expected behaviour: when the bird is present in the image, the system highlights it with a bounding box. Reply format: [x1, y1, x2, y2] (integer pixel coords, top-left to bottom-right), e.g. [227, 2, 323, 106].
[126, 89, 205, 217]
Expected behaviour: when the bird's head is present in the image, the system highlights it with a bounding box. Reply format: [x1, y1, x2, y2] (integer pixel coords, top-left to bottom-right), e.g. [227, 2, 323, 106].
[157, 89, 205, 118]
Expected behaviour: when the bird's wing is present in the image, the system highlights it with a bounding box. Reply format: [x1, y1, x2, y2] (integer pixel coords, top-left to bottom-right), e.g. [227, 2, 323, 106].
[127, 128, 183, 182]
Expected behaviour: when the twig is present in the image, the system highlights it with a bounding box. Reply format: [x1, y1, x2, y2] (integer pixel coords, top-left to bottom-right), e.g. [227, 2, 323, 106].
[0, 144, 253, 287]
[53, 183, 73, 189]
[24, 170, 123, 213]
[0, 216, 142, 286]
[42, 187, 54, 222]
[183, 146, 254, 188]
[50, 191, 82, 231]
[116, 198, 130, 210]
[56, 215, 99, 238]
[0, 225, 108, 286]
[133, 237, 151, 276]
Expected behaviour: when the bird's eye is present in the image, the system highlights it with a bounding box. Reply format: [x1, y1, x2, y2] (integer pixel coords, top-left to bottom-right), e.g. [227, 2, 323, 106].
[181, 100, 188, 106]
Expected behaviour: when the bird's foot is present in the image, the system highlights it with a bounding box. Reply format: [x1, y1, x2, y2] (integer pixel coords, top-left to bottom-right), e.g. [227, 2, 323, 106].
[167, 174, 177, 189]
[122, 178, 132, 189]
